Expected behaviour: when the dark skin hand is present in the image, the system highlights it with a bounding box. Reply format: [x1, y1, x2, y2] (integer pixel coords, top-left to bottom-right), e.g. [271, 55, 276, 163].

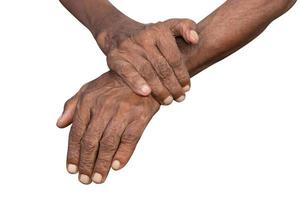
[57, 0, 297, 184]
[59, 72, 160, 184]
[60, 0, 199, 104]
[104, 19, 199, 104]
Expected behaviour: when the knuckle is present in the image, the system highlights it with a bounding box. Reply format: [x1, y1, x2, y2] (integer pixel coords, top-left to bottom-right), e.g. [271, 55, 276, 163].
[136, 59, 150, 68]
[79, 83, 88, 93]
[111, 67, 128, 80]
[121, 133, 140, 145]
[80, 92, 94, 104]
[146, 23, 157, 31]
[117, 39, 129, 50]
[140, 26, 152, 36]
[139, 65, 156, 81]
[138, 33, 154, 46]
[155, 57, 166, 67]
[69, 125, 84, 142]
[120, 38, 133, 49]
[96, 158, 111, 169]
[151, 26, 163, 34]
[115, 63, 133, 79]
[100, 135, 119, 153]
[180, 18, 194, 26]
[107, 49, 118, 60]
[81, 138, 98, 152]
[163, 18, 177, 27]
[157, 64, 173, 79]
[169, 57, 182, 68]
[107, 50, 120, 66]
[137, 24, 161, 44]
[101, 96, 115, 107]
[154, 21, 163, 26]
[152, 22, 165, 30]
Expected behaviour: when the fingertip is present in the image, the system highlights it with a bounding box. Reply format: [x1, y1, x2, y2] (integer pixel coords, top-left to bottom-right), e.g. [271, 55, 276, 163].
[79, 174, 91, 185]
[163, 96, 173, 105]
[183, 85, 190, 92]
[92, 173, 103, 184]
[189, 30, 199, 44]
[56, 123, 64, 129]
[56, 114, 66, 128]
[175, 95, 185, 102]
[111, 160, 121, 170]
[139, 84, 151, 96]
[67, 164, 78, 174]
[57, 97, 78, 128]
[56, 113, 70, 128]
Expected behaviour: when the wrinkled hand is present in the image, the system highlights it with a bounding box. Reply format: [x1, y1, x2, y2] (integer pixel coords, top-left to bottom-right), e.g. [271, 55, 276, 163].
[57, 71, 160, 184]
[98, 19, 199, 104]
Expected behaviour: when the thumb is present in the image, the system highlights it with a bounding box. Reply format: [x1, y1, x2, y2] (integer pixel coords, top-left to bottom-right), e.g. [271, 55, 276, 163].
[56, 95, 79, 128]
[166, 19, 199, 44]
[57, 84, 88, 128]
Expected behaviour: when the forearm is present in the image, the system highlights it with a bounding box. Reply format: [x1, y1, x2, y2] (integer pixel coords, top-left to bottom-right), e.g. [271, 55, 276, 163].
[59, 0, 143, 53]
[179, 0, 297, 77]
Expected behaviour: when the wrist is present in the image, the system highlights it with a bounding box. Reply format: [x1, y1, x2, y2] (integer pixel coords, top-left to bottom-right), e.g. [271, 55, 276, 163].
[75, 0, 143, 54]
[95, 18, 145, 55]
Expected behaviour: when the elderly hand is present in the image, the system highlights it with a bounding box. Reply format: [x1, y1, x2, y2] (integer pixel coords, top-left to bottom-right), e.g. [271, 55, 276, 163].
[57, 71, 160, 184]
[98, 19, 199, 104]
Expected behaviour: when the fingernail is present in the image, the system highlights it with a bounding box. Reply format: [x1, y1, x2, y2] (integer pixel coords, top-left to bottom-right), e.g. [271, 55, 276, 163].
[79, 174, 91, 184]
[112, 160, 121, 170]
[176, 95, 185, 102]
[163, 96, 173, 105]
[183, 85, 190, 92]
[92, 173, 103, 184]
[67, 164, 78, 174]
[141, 84, 151, 95]
[190, 30, 199, 43]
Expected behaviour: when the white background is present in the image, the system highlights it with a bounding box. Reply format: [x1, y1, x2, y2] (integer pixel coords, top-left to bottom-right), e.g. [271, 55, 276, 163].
[0, 0, 299, 199]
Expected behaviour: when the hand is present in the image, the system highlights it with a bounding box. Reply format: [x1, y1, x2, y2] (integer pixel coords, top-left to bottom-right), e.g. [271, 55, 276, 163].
[60, 0, 198, 104]
[98, 19, 199, 104]
[57, 71, 160, 184]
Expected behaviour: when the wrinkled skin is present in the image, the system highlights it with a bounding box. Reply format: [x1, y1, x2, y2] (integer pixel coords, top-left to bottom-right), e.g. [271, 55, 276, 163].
[60, 1, 199, 104]
[58, 0, 297, 186]
[57, 71, 160, 184]
[98, 19, 199, 104]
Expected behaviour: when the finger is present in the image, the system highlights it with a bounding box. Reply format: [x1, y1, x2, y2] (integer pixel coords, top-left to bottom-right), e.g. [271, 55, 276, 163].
[78, 105, 115, 184]
[92, 112, 128, 184]
[56, 95, 79, 128]
[156, 32, 191, 90]
[66, 98, 90, 175]
[126, 53, 172, 105]
[146, 47, 185, 102]
[166, 19, 199, 44]
[107, 53, 151, 96]
[111, 119, 148, 171]
[57, 84, 88, 128]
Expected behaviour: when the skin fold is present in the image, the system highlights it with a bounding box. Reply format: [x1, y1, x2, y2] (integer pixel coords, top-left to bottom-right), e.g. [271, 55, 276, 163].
[57, 0, 297, 184]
